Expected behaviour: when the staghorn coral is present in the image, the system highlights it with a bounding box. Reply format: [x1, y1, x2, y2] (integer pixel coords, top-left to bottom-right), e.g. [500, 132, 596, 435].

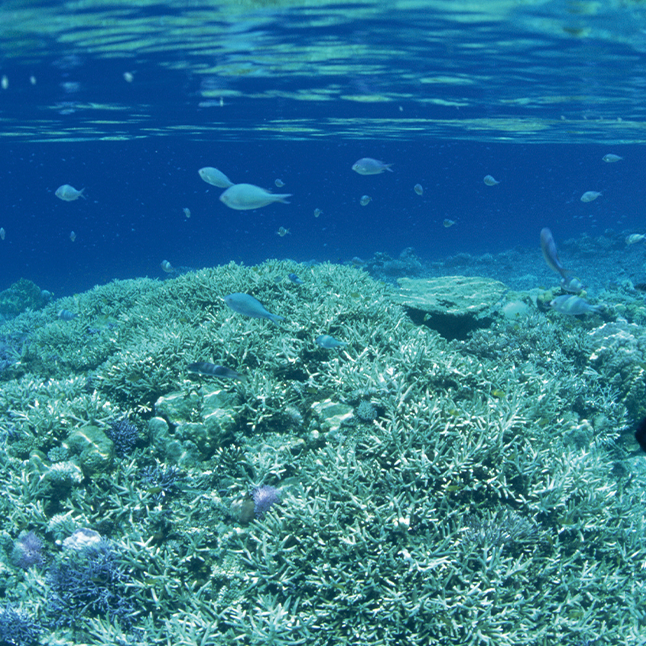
[0, 605, 41, 646]
[0, 259, 644, 644]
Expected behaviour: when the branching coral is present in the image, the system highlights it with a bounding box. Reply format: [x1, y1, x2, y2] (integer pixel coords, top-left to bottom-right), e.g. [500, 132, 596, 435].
[0, 259, 644, 645]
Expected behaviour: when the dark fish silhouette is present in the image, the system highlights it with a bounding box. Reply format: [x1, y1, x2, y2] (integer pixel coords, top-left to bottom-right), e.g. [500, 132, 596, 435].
[635, 417, 646, 452]
[187, 362, 241, 379]
[288, 273, 304, 284]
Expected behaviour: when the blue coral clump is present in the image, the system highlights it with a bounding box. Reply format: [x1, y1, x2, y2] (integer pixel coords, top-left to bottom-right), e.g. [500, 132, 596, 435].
[252, 485, 281, 518]
[140, 464, 183, 497]
[0, 604, 41, 646]
[46, 541, 136, 628]
[11, 531, 44, 570]
[356, 400, 377, 422]
[106, 418, 140, 458]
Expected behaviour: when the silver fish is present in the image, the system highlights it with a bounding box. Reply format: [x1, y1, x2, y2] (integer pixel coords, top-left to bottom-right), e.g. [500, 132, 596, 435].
[626, 233, 646, 245]
[315, 334, 346, 349]
[580, 191, 601, 203]
[58, 309, 77, 320]
[352, 158, 393, 175]
[187, 362, 241, 379]
[550, 295, 601, 316]
[224, 293, 284, 324]
[540, 228, 567, 278]
[219, 184, 291, 210]
[55, 184, 85, 201]
[198, 167, 234, 188]
[560, 276, 584, 293]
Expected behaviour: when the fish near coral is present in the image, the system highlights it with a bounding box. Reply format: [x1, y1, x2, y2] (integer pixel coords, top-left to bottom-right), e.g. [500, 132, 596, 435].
[315, 334, 346, 349]
[224, 293, 284, 324]
[187, 362, 241, 379]
[550, 295, 601, 316]
[626, 234, 646, 245]
[540, 228, 568, 279]
[160, 260, 175, 273]
[58, 309, 77, 320]
[560, 276, 584, 293]
[220, 184, 291, 210]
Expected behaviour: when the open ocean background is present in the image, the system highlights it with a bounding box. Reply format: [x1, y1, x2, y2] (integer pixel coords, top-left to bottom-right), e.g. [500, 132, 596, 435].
[2, 0, 646, 296]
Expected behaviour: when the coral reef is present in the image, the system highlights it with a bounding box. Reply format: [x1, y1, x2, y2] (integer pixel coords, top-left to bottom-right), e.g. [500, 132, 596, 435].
[0, 604, 41, 646]
[252, 485, 281, 518]
[0, 259, 644, 644]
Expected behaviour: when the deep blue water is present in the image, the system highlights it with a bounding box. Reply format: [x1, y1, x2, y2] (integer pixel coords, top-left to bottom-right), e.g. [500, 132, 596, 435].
[0, 138, 642, 296]
[2, 0, 646, 296]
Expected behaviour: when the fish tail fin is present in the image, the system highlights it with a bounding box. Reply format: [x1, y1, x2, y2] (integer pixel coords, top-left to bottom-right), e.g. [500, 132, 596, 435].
[385, 164, 394, 172]
[269, 314, 285, 324]
[277, 194, 292, 204]
[80, 188, 87, 199]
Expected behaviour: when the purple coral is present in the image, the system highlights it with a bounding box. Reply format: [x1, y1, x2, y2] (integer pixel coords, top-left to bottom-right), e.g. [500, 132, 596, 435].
[12, 531, 44, 569]
[252, 485, 281, 518]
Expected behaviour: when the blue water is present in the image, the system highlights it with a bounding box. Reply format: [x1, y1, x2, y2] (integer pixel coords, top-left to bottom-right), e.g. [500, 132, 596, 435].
[1, 139, 642, 295]
[2, 0, 646, 295]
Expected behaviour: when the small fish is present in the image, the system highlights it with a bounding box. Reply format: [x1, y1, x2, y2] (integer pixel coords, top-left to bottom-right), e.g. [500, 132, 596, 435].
[351, 256, 366, 266]
[183, 207, 191, 218]
[443, 219, 455, 228]
[315, 334, 346, 349]
[414, 184, 423, 196]
[360, 195, 372, 206]
[187, 362, 241, 379]
[287, 273, 304, 284]
[0, 227, 5, 240]
[220, 184, 291, 211]
[160, 260, 174, 273]
[69, 231, 76, 242]
[58, 309, 77, 320]
[626, 233, 646, 245]
[580, 191, 601, 203]
[540, 228, 568, 279]
[483, 175, 499, 186]
[352, 158, 393, 175]
[274, 179, 285, 187]
[55, 184, 85, 201]
[224, 293, 284, 324]
[560, 276, 584, 293]
[276, 227, 290, 237]
[313, 208, 322, 218]
[550, 295, 601, 316]
[602, 153, 622, 163]
[198, 167, 234, 188]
